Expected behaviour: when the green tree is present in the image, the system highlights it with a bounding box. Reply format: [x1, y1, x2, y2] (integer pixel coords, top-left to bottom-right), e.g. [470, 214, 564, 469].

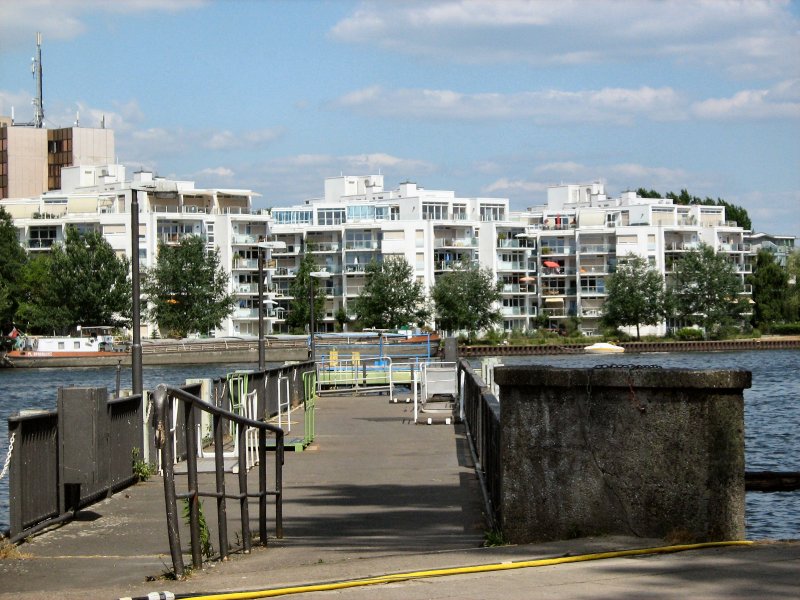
[785, 249, 800, 322]
[50, 228, 131, 328]
[670, 244, 746, 338]
[15, 253, 71, 334]
[664, 189, 752, 230]
[635, 188, 662, 199]
[16, 229, 130, 333]
[748, 250, 789, 331]
[602, 254, 667, 339]
[431, 262, 501, 340]
[287, 253, 326, 334]
[0, 206, 27, 327]
[142, 236, 233, 338]
[351, 257, 429, 329]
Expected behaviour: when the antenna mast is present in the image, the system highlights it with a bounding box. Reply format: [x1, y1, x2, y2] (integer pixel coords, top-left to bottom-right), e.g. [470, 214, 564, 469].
[32, 32, 44, 128]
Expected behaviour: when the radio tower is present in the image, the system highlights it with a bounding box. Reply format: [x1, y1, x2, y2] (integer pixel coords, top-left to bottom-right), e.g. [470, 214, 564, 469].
[31, 32, 44, 128]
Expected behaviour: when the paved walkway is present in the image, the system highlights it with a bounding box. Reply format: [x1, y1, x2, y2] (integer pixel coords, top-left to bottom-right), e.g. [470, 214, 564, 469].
[1, 391, 798, 599]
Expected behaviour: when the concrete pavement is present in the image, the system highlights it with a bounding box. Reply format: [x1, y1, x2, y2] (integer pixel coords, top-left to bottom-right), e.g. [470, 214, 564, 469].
[1, 390, 797, 599]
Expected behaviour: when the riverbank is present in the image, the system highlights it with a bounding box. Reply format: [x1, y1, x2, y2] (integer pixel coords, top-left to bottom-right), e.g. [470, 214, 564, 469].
[458, 335, 800, 357]
[1, 338, 309, 368]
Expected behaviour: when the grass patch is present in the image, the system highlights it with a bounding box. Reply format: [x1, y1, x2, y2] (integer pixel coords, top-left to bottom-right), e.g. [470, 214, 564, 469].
[0, 538, 32, 560]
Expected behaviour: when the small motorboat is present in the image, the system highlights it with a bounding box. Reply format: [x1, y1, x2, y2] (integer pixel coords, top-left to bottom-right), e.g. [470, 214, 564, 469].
[584, 342, 625, 354]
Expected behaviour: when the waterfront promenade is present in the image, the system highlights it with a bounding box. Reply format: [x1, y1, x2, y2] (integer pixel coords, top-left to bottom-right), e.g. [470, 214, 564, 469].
[1, 390, 798, 599]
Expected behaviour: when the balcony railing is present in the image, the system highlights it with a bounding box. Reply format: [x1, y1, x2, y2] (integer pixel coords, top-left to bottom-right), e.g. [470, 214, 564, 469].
[578, 244, 613, 254]
[497, 261, 527, 271]
[344, 241, 380, 250]
[309, 242, 340, 252]
[434, 237, 478, 248]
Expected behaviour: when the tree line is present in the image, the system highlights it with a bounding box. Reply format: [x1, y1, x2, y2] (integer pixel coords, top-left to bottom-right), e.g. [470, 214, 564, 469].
[0, 207, 233, 340]
[2, 204, 798, 343]
[603, 246, 800, 339]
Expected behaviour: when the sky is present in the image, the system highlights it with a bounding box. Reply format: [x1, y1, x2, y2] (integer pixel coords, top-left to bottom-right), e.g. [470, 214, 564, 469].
[1, 0, 798, 238]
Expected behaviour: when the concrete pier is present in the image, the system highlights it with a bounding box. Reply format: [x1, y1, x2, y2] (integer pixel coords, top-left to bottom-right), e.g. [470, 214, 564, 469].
[1, 388, 797, 600]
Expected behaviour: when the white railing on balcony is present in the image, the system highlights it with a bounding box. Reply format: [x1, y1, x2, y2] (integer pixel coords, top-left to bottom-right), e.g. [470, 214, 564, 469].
[232, 258, 258, 270]
[345, 241, 379, 250]
[578, 244, 613, 254]
[310, 241, 340, 252]
[497, 261, 527, 271]
[434, 237, 478, 248]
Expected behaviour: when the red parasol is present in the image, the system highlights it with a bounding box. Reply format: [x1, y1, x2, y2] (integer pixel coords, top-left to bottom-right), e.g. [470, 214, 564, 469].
[543, 260, 560, 268]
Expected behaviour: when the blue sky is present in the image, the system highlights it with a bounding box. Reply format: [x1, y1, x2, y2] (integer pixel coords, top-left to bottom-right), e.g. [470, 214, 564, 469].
[1, 0, 798, 238]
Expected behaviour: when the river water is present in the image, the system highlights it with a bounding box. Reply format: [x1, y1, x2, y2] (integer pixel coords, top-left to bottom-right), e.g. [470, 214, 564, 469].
[1, 351, 798, 539]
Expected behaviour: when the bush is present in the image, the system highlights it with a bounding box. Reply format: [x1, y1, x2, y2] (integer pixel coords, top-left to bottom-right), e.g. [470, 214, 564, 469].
[770, 322, 800, 335]
[674, 327, 704, 341]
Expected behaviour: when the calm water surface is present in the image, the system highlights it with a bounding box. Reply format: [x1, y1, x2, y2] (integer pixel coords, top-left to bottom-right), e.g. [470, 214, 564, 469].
[1, 351, 798, 539]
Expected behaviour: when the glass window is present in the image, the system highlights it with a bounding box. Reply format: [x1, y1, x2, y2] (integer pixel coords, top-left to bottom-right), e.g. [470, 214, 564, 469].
[318, 208, 345, 225]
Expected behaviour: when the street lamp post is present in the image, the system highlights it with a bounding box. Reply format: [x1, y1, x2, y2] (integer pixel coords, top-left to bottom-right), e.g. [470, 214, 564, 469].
[256, 241, 286, 370]
[309, 270, 331, 362]
[130, 186, 147, 397]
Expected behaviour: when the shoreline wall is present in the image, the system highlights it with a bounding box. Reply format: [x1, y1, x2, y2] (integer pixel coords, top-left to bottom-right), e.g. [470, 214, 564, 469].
[459, 337, 800, 357]
[493, 365, 751, 544]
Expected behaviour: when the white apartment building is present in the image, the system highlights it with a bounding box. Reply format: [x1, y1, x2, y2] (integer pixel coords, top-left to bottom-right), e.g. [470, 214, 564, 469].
[264, 176, 754, 338]
[4, 167, 759, 339]
[3, 163, 268, 339]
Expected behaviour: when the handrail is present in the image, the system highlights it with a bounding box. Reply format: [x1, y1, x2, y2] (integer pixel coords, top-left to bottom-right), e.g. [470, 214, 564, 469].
[152, 383, 284, 578]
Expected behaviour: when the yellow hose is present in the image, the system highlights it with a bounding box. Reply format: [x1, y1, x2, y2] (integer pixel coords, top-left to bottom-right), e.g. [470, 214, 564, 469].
[177, 540, 754, 600]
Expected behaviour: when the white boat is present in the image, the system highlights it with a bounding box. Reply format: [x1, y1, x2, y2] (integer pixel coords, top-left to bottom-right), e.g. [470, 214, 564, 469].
[584, 342, 625, 354]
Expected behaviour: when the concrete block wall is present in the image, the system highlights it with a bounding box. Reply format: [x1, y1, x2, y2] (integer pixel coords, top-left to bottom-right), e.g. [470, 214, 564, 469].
[493, 366, 751, 544]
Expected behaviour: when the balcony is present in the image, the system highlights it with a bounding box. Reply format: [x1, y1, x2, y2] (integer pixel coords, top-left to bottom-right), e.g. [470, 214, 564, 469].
[434, 237, 478, 248]
[309, 241, 340, 252]
[345, 241, 380, 251]
[496, 238, 531, 249]
[718, 243, 751, 252]
[344, 263, 367, 273]
[579, 286, 606, 295]
[26, 238, 57, 249]
[578, 244, 613, 254]
[232, 258, 258, 270]
[500, 306, 528, 316]
[497, 261, 527, 271]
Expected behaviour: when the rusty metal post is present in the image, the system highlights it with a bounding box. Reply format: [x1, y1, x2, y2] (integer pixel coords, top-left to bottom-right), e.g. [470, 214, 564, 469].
[238, 423, 251, 552]
[153, 384, 184, 577]
[259, 428, 267, 544]
[213, 413, 228, 560]
[184, 401, 201, 568]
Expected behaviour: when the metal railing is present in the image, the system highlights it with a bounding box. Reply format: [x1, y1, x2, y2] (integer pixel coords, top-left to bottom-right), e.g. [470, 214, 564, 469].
[152, 383, 285, 578]
[6, 390, 144, 543]
[457, 359, 501, 529]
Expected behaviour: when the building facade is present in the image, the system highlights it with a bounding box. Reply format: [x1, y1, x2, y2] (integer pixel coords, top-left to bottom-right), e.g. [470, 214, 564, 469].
[4, 163, 779, 338]
[0, 118, 114, 200]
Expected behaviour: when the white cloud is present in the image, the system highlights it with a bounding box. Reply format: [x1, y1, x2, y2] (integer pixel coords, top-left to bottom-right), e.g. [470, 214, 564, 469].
[0, 0, 206, 46]
[485, 161, 701, 209]
[734, 190, 800, 237]
[203, 128, 283, 151]
[194, 166, 235, 179]
[336, 85, 685, 124]
[482, 178, 548, 194]
[691, 79, 800, 119]
[331, 0, 800, 78]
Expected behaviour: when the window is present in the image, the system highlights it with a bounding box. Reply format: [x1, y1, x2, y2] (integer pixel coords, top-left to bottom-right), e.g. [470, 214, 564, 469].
[347, 205, 375, 221]
[480, 205, 506, 222]
[29, 226, 58, 248]
[273, 210, 313, 225]
[422, 203, 447, 220]
[318, 208, 345, 225]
